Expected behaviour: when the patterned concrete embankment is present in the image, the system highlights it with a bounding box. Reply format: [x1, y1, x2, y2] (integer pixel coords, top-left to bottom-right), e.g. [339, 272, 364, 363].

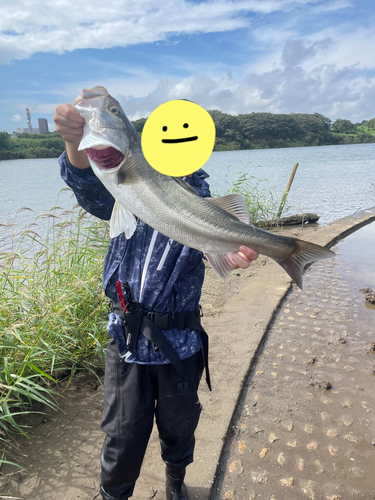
[212, 230, 375, 500]
[190, 206, 375, 500]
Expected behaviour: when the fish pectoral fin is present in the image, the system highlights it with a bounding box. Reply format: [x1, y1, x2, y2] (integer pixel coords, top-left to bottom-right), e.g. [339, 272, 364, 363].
[110, 200, 137, 239]
[205, 252, 242, 280]
[209, 194, 250, 224]
[117, 153, 148, 185]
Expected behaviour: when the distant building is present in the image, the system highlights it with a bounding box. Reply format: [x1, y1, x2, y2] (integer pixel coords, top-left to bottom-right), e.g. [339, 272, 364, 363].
[13, 127, 39, 135]
[38, 118, 49, 134]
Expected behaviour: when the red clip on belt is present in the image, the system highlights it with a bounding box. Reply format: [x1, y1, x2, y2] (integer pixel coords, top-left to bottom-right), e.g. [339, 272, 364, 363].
[116, 281, 128, 311]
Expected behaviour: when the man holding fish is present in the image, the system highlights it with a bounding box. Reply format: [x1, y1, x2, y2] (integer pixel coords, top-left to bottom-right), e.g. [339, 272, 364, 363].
[54, 90, 260, 500]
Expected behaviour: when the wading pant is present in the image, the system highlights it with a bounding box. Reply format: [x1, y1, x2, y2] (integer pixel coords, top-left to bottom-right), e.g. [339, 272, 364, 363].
[100, 338, 204, 500]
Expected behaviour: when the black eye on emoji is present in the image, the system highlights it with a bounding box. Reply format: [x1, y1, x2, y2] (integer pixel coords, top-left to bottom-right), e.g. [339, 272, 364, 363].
[163, 126, 168, 132]
[183, 123, 189, 128]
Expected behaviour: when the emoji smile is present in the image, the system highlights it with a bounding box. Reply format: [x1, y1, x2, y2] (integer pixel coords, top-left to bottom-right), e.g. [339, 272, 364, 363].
[162, 136, 198, 144]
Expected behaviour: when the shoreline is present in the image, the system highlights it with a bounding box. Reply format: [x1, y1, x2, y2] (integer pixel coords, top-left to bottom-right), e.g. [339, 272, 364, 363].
[1, 137, 375, 162]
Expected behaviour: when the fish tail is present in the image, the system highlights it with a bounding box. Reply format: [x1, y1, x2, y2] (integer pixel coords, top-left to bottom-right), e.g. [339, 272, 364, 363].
[274, 239, 335, 290]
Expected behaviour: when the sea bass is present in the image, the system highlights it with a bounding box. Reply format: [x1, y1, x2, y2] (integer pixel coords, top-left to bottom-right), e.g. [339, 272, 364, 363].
[72, 86, 334, 288]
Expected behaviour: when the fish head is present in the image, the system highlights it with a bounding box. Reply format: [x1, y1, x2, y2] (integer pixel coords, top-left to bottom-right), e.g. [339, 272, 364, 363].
[72, 86, 142, 171]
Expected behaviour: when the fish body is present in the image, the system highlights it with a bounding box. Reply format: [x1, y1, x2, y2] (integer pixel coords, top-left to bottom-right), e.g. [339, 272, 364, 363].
[72, 87, 334, 288]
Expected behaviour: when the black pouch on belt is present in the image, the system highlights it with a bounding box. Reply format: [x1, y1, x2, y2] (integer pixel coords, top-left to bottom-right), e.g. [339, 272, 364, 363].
[123, 301, 143, 354]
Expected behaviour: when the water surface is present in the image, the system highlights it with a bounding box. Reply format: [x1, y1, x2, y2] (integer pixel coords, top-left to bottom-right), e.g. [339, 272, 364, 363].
[1, 144, 374, 250]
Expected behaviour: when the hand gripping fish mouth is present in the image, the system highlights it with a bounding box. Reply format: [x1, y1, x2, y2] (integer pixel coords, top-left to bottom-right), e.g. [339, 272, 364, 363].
[72, 86, 335, 288]
[72, 86, 140, 170]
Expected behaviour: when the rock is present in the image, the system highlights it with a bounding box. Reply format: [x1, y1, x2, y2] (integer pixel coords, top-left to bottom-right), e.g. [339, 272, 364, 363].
[328, 334, 347, 346]
[365, 293, 375, 305]
[309, 380, 332, 391]
[360, 288, 372, 294]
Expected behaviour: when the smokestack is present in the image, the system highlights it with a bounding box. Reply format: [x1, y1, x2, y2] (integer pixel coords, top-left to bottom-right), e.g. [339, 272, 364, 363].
[25, 107, 33, 133]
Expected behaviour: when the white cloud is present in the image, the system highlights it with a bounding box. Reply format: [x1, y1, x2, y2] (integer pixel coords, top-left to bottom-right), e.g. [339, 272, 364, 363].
[10, 114, 22, 122]
[0, 0, 351, 64]
[113, 52, 375, 123]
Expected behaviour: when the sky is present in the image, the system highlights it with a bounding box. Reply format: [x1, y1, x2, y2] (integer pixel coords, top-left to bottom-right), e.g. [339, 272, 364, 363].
[1, 0, 375, 134]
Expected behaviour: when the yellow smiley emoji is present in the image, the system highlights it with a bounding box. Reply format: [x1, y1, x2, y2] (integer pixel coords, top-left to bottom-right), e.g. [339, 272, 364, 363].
[141, 100, 216, 177]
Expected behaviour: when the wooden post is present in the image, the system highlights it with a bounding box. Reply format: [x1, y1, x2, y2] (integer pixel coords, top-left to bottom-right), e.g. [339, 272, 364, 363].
[276, 162, 299, 220]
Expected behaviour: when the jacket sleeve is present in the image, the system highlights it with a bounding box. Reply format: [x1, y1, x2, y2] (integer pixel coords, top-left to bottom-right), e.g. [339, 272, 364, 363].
[59, 151, 115, 221]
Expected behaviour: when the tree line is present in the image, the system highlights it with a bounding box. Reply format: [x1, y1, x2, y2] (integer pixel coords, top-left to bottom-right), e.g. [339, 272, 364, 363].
[133, 113, 375, 151]
[0, 132, 66, 161]
[1, 113, 375, 161]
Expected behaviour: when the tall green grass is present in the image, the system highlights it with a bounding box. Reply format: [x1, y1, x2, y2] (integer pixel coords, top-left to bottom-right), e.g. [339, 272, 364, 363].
[0, 198, 109, 466]
[221, 165, 290, 225]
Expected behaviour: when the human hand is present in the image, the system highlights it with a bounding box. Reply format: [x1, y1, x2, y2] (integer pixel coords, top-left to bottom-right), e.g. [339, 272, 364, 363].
[54, 103, 90, 169]
[54, 103, 86, 146]
[228, 246, 259, 269]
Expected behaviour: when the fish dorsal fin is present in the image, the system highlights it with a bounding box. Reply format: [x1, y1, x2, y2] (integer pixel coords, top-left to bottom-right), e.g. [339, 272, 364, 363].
[117, 153, 147, 185]
[205, 252, 242, 280]
[110, 200, 137, 239]
[209, 194, 250, 224]
[172, 177, 199, 195]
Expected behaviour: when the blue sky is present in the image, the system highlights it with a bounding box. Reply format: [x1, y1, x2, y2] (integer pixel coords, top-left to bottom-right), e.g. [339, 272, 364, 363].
[1, 0, 375, 134]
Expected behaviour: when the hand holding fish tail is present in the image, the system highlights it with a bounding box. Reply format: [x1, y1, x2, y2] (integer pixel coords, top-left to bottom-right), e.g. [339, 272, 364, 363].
[230, 246, 259, 269]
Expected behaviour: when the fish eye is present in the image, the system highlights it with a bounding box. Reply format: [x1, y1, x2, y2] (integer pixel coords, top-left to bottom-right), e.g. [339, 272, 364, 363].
[163, 126, 168, 132]
[183, 123, 189, 128]
[109, 106, 119, 114]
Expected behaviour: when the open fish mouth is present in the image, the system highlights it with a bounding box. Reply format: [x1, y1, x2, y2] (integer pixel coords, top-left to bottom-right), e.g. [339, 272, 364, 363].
[86, 147, 124, 169]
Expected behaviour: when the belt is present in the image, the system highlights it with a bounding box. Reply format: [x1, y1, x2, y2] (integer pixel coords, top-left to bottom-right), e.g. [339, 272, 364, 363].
[110, 301, 211, 391]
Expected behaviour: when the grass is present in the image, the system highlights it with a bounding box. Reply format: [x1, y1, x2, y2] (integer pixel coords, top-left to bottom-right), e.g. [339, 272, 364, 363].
[0, 195, 110, 467]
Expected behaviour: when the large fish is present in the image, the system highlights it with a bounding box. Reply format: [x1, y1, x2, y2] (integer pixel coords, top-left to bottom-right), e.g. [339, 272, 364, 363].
[72, 86, 334, 288]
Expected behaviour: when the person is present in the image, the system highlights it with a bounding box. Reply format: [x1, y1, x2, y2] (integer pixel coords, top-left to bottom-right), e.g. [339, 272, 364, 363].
[54, 102, 259, 500]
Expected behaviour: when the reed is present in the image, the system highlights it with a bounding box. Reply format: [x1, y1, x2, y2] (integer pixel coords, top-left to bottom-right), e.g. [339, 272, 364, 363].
[0, 198, 109, 466]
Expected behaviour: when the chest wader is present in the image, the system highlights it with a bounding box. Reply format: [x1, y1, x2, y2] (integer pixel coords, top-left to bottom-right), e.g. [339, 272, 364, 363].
[110, 300, 211, 393]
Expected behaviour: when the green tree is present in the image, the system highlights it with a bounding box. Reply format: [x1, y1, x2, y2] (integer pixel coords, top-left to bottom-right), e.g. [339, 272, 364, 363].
[131, 118, 147, 133]
[0, 131, 11, 149]
[331, 118, 357, 134]
[364, 118, 375, 129]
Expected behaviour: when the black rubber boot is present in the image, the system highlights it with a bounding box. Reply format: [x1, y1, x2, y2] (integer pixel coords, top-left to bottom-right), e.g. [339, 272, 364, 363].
[165, 468, 190, 500]
[100, 485, 129, 500]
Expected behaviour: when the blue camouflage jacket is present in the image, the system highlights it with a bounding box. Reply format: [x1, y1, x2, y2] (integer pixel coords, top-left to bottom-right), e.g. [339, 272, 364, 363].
[59, 151, 211, 364]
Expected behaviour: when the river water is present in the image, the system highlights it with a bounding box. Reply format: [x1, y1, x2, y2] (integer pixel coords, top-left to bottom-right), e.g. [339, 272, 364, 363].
[1, 143, 375, 251]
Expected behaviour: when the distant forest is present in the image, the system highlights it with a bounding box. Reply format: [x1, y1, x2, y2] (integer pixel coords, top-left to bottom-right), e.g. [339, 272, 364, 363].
[132, 112, 375, 151]
[1, 113, 375, 160]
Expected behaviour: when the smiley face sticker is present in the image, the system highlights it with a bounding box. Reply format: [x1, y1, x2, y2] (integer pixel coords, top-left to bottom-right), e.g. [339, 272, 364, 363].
[141, 100, 216, 177]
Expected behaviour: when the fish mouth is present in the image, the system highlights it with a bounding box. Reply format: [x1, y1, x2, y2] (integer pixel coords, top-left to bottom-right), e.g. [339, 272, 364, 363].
[86, 147, 124, 169]
[162, 136, 198, 144]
